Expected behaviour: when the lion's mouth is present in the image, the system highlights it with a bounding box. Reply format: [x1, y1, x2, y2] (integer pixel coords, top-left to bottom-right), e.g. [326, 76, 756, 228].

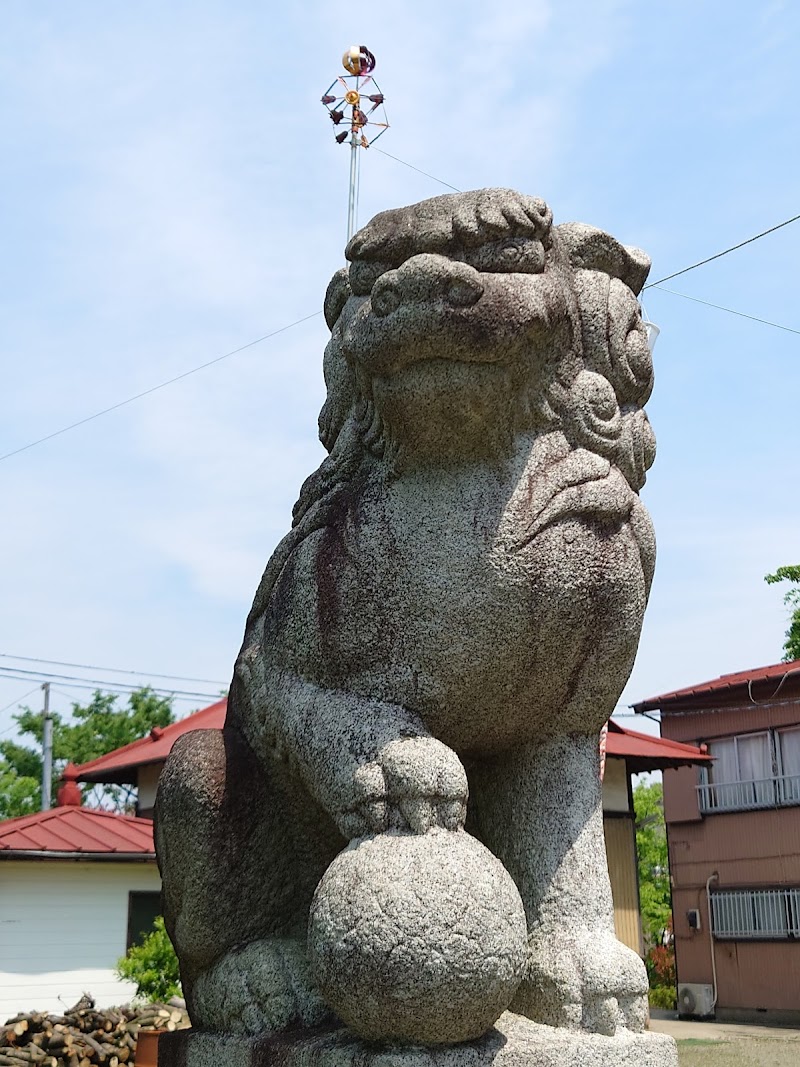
[342, 301, 511, 379]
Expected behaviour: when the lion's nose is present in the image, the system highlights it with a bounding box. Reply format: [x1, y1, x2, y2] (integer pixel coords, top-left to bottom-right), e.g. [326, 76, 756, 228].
[370, 254, 484, 318]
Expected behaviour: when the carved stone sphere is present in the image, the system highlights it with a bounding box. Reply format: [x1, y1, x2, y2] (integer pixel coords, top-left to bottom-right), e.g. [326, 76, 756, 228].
[307, 829, 527, 1045]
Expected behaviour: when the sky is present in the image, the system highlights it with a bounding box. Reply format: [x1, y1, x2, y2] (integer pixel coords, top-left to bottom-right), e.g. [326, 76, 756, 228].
[1, 0, 798, 745]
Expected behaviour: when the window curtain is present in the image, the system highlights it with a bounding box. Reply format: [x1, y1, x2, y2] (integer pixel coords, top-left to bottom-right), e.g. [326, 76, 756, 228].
[709, 738, 738, 784]
[779, 728, 800, 777]
[737, 733, 771, 782]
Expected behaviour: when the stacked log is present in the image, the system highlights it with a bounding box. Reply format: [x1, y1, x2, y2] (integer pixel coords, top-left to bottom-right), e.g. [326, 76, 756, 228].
[0, 1000, 190, 1067]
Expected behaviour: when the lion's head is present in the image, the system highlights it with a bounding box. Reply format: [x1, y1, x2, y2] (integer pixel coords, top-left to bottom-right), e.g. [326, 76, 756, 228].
[318, 189, 655, 491]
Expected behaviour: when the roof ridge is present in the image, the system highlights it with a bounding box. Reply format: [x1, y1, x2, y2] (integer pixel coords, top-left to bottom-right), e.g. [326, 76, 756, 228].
[635, 658, 800, 711]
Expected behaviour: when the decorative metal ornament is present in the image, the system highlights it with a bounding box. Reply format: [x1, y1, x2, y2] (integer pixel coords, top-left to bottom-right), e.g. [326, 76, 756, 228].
[321, 45, 389, 241]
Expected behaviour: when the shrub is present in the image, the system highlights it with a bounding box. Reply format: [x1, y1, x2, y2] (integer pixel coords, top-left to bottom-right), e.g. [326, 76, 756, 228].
[645, 942, 676, 988]
[116, 916, 181, 1002]
[649, 983, 677, 1010]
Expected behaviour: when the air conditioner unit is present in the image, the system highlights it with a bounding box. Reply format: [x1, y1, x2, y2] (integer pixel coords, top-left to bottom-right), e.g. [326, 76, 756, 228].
[677, 983, 715, 1018]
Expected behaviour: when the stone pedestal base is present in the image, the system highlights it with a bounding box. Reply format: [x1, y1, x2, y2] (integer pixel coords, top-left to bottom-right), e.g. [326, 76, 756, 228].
[158, 1012, 677, 1067]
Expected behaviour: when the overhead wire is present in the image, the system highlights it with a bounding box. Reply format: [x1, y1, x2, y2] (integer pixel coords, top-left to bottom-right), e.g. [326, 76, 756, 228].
[0, 687, 41, 719]
[643, 213, 800, 288]
[0, 311, 322, 463]
[0, 679, 215, 705]
[0, 665, 219, 701]
[0, 652, 226, 687]
[648, 285, 800, 336]
[372, 147, 462, 193]
[0, 145, 795, 467]
[371, 151, 799, 332]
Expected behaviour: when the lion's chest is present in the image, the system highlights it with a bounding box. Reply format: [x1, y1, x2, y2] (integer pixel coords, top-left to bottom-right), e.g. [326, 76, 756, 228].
[274, 467, 647, 751]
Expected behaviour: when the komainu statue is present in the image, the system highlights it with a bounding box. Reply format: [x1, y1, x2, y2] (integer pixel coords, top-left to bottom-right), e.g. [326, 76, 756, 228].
[156, 189, 677, 1067]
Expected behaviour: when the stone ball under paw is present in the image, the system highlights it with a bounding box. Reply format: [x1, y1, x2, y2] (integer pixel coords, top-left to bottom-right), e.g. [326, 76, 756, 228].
[307, 828, 527, 1045]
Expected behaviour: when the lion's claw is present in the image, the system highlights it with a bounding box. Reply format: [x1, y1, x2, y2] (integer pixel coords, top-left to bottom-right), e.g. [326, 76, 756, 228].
[337, 736, 468, 838]
[515, 929, 648, 1036]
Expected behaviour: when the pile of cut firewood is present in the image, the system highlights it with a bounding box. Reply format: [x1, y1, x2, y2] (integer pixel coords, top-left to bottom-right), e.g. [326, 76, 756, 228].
[1, 998, 190, 1067]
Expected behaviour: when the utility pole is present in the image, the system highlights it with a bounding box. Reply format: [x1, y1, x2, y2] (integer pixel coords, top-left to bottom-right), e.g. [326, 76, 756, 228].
[41, 682, 53, 810]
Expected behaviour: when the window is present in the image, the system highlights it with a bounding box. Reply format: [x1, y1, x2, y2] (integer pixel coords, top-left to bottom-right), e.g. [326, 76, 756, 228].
[127, 891, 162, 949]
[710, 887, 800, 940]
[777, 727, 800, 804]
[698, 731, 776, 811]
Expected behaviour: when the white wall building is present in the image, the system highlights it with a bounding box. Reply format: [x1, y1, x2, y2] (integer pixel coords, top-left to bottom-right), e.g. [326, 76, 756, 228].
[0, 797, 159, 1022]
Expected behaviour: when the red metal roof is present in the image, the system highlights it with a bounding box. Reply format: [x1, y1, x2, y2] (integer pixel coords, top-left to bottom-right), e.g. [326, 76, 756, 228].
[606, 720, 710, 772]
[0, 806, 155, 857]
[73, 696, 707, 784]
[633, 658, 800, 713]
[75, 697, 227, 784]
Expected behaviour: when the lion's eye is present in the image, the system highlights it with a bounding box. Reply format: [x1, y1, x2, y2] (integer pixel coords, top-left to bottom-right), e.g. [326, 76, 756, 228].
[463, 239, 544, 274]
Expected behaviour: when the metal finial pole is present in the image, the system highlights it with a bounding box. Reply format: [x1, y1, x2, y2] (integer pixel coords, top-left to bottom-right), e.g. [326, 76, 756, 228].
[321, 45, 389, 245]
[347, 133, 360, 243]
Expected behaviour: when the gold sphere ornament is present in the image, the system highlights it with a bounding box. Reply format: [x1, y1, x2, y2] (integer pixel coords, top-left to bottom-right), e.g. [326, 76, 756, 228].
[342, 44, 376, 76]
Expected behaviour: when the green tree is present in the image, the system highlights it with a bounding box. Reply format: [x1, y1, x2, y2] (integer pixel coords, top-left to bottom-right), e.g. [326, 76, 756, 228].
[116, 916, 181, 1002]
[633, 780, 672, 949]
[765, 565, 800, 662]
[0, 688, 175, 818]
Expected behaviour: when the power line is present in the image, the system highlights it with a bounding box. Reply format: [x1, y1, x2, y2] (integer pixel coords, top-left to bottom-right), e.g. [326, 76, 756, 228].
[649, 285, 800, 336]
[0, 653, 226, 687]
[372, 148, 462, 193]
[45, 684, 210, 707]
[0, 687, 41, 718]
[644, 213, 800, 289]
[0, 677, 216, 704]
[36, 681, 214, 703]
[51, 687, 88, 703]
[0, 665, 219, 701]
[372, 150, 799, 292]
[0, 311, 322, 464]
[0, 143, 794, 468]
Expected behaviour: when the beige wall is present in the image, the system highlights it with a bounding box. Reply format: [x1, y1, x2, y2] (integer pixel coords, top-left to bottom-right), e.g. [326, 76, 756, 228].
[602, 758, 630, 813]
[604, 814, 643, 956]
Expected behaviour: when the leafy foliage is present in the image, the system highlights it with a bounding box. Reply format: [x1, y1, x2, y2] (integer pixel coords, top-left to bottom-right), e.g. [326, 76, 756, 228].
[0, 688, 175, 817]
[633, 780, 672, 948]
[634, 780, 677, 1004]
[116, 916, 181, 1002]
[648, 979, 677, 1010]
[646, 939, 676, 987]
[0, 766, 41, 819]
[765, 565, 800, 662]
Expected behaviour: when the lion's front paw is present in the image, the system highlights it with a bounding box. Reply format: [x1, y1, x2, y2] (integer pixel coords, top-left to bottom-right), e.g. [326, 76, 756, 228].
[190, 937, 332, 1035]
[337, 736, 468, 838]
[515, 928, 648, 1036]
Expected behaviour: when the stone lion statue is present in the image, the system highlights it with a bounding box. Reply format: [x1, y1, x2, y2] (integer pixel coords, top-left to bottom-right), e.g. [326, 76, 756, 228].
[155, 188, 658, 1048]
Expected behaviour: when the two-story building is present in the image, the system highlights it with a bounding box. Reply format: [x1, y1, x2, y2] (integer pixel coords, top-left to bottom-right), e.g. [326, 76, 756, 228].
[635, 658, 800, 1023]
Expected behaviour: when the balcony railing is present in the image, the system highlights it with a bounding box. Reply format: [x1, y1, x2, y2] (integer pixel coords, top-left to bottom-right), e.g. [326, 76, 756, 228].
[697, 773, 800, 813]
